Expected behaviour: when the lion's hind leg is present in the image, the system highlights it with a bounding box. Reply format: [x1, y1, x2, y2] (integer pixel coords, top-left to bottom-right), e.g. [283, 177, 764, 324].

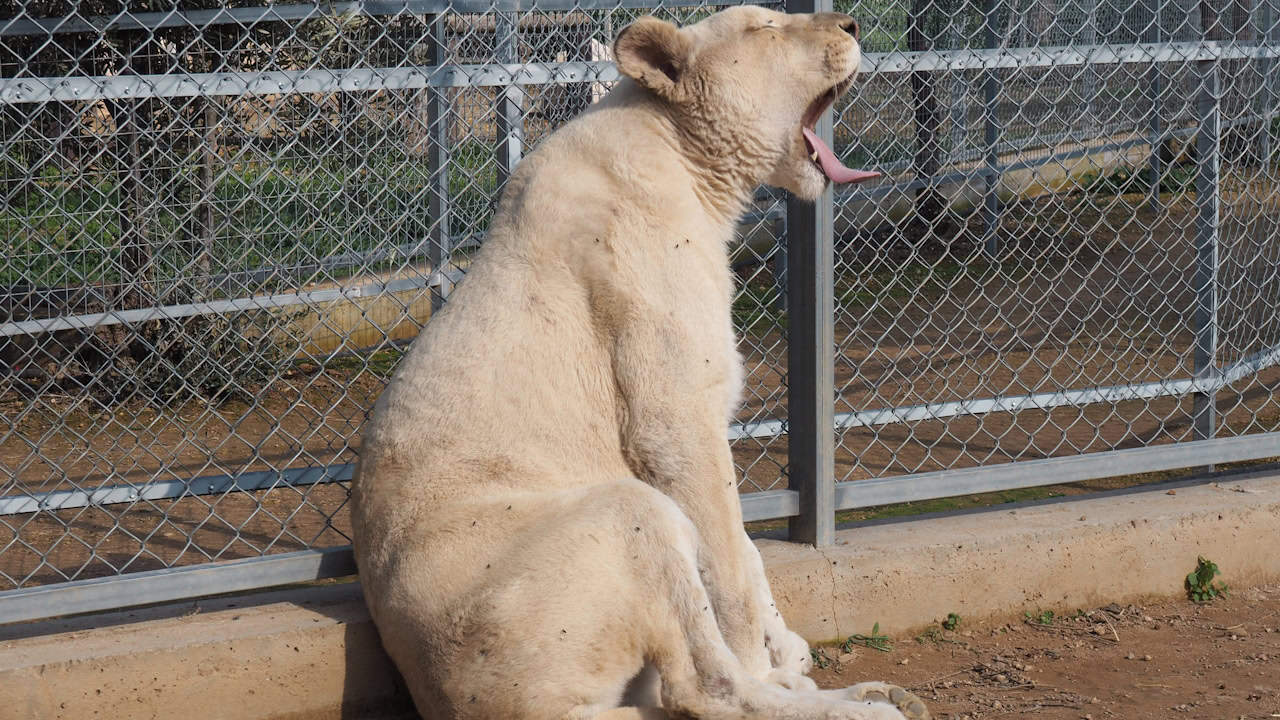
[403, 478, 919, 720]
[539, 480, 917, 720]
[589, 709, 671, 720]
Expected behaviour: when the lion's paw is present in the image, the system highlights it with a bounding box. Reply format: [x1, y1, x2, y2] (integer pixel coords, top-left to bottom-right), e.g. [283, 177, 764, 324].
[840, 682, 931, 720]
[765, 668, 818, 692]
[766, 628, 812, 675]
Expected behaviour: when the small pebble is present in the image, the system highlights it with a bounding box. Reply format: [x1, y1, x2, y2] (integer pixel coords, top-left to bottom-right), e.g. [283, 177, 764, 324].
[1126, 652, 1136, 660]
[1142, 654, 1152, 661]
[994, 674, 1007, 683]
[899, 659, 910, 665]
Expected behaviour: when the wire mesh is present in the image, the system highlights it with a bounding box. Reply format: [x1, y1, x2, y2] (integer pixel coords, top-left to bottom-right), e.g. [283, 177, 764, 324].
[832, 0, 1280, 483]
[0, 0, 1277, 597]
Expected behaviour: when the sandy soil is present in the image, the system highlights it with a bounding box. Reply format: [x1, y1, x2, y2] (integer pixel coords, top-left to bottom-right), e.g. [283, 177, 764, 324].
[811, 587, 1280, 719]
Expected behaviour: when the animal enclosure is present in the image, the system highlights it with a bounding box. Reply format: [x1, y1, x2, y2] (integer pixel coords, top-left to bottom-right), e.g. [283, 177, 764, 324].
[0, 0, 1278, 621]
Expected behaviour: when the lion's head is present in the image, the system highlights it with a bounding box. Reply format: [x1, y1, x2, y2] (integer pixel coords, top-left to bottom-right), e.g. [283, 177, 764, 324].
[613, 6, 878, 201]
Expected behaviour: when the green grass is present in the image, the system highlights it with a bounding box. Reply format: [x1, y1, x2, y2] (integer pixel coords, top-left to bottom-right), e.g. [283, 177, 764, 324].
[732, 274, 787, 333]
[1078, 162, 1197, 197]
[835, 256, 1028, 308]
[322, 346, 407, 380]
[1025, 609, 1056, 625]
[1, 142, 497, 289]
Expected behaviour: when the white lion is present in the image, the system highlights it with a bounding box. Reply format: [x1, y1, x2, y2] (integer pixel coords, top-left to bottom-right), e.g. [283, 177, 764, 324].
[352, 7, 929, 719]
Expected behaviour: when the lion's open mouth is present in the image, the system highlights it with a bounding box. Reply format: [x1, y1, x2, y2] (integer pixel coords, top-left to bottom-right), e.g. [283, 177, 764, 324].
[800, 74, 880, 185]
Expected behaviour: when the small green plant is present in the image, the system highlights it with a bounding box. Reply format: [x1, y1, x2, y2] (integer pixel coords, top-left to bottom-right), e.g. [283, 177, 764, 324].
[915, 626, 943, 644]
[1186, 556, 1229, 603]
[942, 612, 961, 631]
[1025, 609, 1055, 625]
[843, 622, 893, 653]
[809, 648, 833, 669]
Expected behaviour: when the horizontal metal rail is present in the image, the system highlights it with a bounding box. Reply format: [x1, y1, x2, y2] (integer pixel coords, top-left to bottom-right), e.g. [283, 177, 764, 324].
[0, 546, 357, 626]
[0, 490, 794, 624]
[5, 341, 1275, 516]
[5, 430, 1277, 625]
[748, 341, 1280, 438]
[4, 43, 1277, 105]
[861, 41, 1280, 74]
[0, 465, 351, 516]
[0, 62, 620, 104]
[0, 268, 460, 338]
[833, 352, 1271, 431]
[0, 0, 748, 38]
[833, 432, 1280, 509]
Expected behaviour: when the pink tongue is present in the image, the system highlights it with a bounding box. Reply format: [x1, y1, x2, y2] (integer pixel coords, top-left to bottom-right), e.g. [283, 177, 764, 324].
[802, 127, 881, 184]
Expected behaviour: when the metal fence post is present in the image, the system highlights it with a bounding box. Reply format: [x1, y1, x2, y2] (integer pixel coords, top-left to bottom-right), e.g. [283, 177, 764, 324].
[426, 16, 454, 312]
[495, 12, 525, 187]
[1147, 0, 1165, 213]
[785, 0, 835, 548]
[1263, 0, 1278, 171]
[982, 0, 1001, 256]
[1083, 0, 1100, 138]
[1192, 56, 1220, 442]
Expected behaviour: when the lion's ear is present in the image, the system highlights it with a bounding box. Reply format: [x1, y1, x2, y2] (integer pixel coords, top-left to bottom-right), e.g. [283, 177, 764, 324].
[613, 17, 691, 101]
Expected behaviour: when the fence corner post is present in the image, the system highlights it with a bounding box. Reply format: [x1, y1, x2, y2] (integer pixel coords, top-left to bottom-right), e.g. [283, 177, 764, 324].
[1192, 55, 1220, 445]
[981, 0, 1001, 257]
[1146, 0, 1165, 214]
[785, 0, 835, 548]
[495, 11, 525, 188]
[1262, 0, 1278, 173]
[426, 15, 454, 313]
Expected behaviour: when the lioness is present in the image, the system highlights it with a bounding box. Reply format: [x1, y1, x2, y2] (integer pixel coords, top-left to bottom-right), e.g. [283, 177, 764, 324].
[352, 7, 929, 719]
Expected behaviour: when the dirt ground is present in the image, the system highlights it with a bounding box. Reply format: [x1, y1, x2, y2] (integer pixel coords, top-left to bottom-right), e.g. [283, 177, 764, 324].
[810, 586, 1280, 719]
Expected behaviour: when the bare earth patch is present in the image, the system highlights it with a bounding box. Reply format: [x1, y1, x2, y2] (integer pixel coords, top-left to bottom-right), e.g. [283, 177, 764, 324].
[811, 586, 1280, 719]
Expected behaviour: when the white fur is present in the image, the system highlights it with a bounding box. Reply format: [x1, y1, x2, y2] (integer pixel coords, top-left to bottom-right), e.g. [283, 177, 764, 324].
[352, 8, 920, 719]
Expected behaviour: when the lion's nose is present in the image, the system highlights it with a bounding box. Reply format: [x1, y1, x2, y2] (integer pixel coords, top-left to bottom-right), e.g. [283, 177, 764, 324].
[841, 17, 861, 41]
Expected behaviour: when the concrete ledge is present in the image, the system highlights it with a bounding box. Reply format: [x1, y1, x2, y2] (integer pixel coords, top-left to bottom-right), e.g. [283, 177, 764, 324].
[0, 583, 416, 720]
[3, 470, 1280, 720]
[763, 468, 1280, 641]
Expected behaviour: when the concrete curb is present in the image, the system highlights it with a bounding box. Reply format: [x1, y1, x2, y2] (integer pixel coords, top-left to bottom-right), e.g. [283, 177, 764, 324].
[761, 468, 1280, 643]
[3, 470, 1279, 720]
[0, 583, 415, 720]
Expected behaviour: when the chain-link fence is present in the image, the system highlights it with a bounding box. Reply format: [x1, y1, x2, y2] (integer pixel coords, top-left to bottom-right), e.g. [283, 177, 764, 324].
[0, 0, 1277, 621]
